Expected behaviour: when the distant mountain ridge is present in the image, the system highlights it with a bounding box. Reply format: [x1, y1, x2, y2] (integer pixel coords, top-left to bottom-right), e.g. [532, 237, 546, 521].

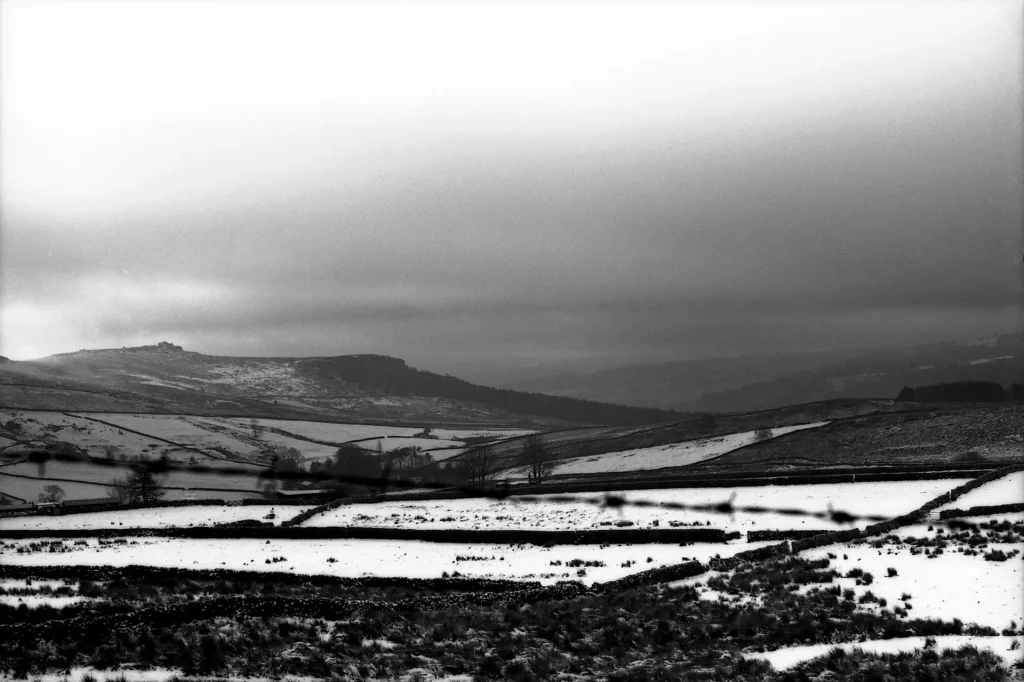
[0, 342, 690, 427]
[503, 333, 1024, 413]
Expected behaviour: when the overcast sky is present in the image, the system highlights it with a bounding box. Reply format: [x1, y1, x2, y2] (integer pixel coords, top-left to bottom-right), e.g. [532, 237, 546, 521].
[1, 1, 1021, 380]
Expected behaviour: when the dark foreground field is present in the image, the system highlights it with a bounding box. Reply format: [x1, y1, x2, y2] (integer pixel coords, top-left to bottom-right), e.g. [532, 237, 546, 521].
[1, 551, 1019, 681]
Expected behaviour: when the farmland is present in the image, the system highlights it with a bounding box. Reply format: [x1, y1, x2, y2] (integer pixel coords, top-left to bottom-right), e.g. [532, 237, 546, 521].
[1, 460, 1023, 679]
[0, 400, 1021, 680]
[499, 422, 829, 477]
[303, 478, 970, 534]
[0, 410, 532, 502]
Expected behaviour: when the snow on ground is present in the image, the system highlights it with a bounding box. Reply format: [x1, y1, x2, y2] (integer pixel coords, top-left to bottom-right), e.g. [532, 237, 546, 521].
[251, 429, 339, 460]
[8, 667, 180, 682]
[747, 635, 1024, 671]
[202, 362, 320, 395]
[0, 459, 267, 502]
[800, 531, 1023, 630]
[0, 595, 92, 608]
[0, 537, 770, 586]
[429, 428, 537, 441]
[4, 669, 404, 682]
[356, 437, 466, 453]
[507, 422, 830, 477]
[232, 420, 422, 443]
[0, 411, 184, 460]
[0, 579, 73, 592]
[418, 448, 466, 462]
[936, 470, 1024, 512]
[304, 479, 969, 534]
[0, 505, 314, 531]
[79, 414, 217, 442]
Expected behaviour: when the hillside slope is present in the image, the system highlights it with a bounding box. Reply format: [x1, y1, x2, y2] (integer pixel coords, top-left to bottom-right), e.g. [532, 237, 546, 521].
[430, 398, 938, 474]
[0, 343, 688, 427]
[501, 334, 1023, 413]
[680, 334, 1023, 412]
[678, 404, 1024, 476]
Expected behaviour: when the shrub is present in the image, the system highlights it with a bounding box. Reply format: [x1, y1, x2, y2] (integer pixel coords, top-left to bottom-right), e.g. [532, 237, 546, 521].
[886, 567, 898, 577]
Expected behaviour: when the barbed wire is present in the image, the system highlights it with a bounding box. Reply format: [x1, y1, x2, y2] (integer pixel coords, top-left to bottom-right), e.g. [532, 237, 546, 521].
[0, 449, 955, 524]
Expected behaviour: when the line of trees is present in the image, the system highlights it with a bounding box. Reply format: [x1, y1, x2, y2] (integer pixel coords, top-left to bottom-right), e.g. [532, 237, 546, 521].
[106, 458, 167, 504]
[446, 434, 558, 489]
[897, 381, 1021, 403]
[74, 420, 562, 504]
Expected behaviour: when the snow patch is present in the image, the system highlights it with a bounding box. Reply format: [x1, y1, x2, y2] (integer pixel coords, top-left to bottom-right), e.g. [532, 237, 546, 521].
[748, 635, 1024, 671]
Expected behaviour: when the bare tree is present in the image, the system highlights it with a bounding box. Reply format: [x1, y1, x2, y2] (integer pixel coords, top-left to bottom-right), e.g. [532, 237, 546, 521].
[38, 485, 66, 504]
[523, 435, 555, 484]
[462, 446, 497, 488]
[109, 457, 168, 503]
[264, 445, 305, 490]
[250, 418, 265, 441]
[105, 477, 132, 504]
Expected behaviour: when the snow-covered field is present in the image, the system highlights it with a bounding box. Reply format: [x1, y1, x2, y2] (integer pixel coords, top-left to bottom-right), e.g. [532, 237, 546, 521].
[0, 578, 90, 609]
[4, 669, 180, 682]
[0, 411, 212, 461]
[355, 437, 466, 453]
[304, 479, 970, 534]
[0, 505, 314, 531]
[936, 470, 1024, 512]
[0, 537, 770, 586]
[0, 595, 92, 608]
[509, 422, 830, 477]
[250, 430, 339, 460]
[0, 459, 267, 502]
[230, 420, 422, 443]
[79, 414, 219, 443]
[802, 543, 1023, 630]
[748, 635, 1024, 670]
[429, 428, 537, 441]
[0, 579, 72, 591]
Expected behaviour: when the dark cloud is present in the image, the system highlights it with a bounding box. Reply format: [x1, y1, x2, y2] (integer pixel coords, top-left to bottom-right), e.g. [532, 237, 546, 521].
[1, 2, 1021, 372]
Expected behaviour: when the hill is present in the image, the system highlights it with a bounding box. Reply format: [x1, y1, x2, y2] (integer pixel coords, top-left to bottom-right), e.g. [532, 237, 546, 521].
[667, 403, 1024, 477]
[0, 342, 689, 427]
[426, 397, 941, 476]
[502, 333, 1024, 412]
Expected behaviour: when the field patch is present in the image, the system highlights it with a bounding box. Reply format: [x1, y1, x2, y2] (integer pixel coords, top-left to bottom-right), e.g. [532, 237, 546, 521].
[228, 419, 421, 443]
[935, 470, 1024, 513]
[429, 428, 537, 440]
[0, 459, 266, 502]
[506, 422, 829, 476]
[0, 537, 769, 585]
[0, 505, 314, 531]
[798, 516, 1024, 630]
[304, 479, 970, 534]
[355, 436, 466, 453]
[748, 635, 1024, 671]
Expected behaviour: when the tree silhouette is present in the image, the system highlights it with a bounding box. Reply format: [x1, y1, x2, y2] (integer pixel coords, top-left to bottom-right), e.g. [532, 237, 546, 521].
[523, 435, 555, 484]
[38, 485, 66, 504]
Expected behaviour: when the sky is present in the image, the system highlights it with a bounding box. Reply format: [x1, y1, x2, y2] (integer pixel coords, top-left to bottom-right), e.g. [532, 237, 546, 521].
[1, 0, 1022, 382]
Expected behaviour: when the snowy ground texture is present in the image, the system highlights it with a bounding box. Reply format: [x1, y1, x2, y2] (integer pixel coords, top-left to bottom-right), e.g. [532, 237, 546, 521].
[503, 422, 830, 477]
[0, 537, 770, 586]
[304, 478, 971, 534]
[935, 470, 1024, 512]
[798, 517, 1024, 630]
[0, 505, 314, 531]
[748, 635, 1024, 670]
[1, 669, 180, 682]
